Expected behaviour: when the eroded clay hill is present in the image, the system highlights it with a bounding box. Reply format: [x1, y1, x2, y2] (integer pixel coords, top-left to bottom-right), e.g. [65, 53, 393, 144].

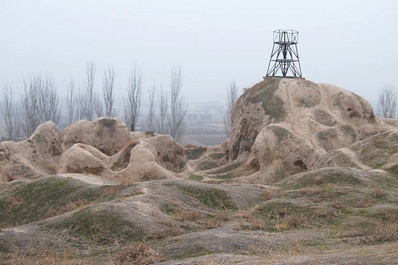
[1, 78, 396, 186]
[1, 78, 398, 264]
[197, 78, 397, 184]
[0, 118, 186, 183]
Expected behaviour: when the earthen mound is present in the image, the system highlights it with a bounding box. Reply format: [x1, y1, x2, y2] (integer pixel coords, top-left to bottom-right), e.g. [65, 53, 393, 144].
[221, 78, 395, 183]
[0, 121, 62, 182]
[0, 118, 186, 183]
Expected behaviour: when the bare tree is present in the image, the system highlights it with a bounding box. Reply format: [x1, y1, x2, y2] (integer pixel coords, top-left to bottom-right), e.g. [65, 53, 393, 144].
[103, 66, 115, 117]
[377, 84, 397, 118]
[21, 79, 39, 137]
[2, 86, 21, 141]
[74, 62, 103, 121]
[20, 76, 60, 137]
[145, 86, 156, 131]
[66, 80, 76, 125]
[124, 67, 142, 131]
[82, 62, 96, 120]
[224, 81, 238, 136]
[93, 93, 104, 118]
[75, 92, 85, 121]
[168, 66, 187, 142]
[42, 78, 61, 123]
[156, 89, 169, 134]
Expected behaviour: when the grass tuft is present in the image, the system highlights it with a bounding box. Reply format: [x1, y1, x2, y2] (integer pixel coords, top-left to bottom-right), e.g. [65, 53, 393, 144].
[177, 185, 237, 210]
[189, 174, 203, 182]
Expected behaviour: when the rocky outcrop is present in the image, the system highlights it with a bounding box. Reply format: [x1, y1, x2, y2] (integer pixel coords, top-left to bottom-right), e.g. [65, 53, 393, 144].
[224, 78, 394, 184]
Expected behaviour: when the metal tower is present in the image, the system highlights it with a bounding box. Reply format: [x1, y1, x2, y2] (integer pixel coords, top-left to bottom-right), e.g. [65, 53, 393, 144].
[265, 29, 303, 78]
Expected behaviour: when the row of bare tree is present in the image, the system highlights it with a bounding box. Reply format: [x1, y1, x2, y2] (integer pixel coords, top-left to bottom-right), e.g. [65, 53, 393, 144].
[3, 77, 60, 140]
[1, 64, 187, 142]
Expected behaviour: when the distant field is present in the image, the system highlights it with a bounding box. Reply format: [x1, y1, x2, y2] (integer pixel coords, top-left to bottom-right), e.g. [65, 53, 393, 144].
[182, 135, 226, 146]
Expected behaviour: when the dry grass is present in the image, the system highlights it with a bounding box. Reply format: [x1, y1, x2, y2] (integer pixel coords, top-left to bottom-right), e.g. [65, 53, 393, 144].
[313, 208, 338, 219]
[2, 165, 398, 264]
[372, 188, 388, 199]
[263, 188, 287, 200]
[331, 197, 374, 209]
[43, 199, 91, 219]
[340, 223, 398, 244]
[5, 249, 100, 265]
[175, 209, 207, 222]
[237, 210, 265, 230]
[275, 215, 307, 231]
[171, 208, 231, 229]
[199, 212, 230, 229]
[115, 243, 165, 265]
[296, 186, 324, 197]
[149, 228, 183, 240]
[6, 243, 166, 265]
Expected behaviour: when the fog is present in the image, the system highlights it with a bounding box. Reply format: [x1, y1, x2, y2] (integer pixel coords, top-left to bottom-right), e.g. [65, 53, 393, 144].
[1, 0, 397, 106]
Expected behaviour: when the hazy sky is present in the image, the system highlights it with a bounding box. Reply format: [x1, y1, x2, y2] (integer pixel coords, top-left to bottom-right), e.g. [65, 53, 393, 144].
[1, 0, 397, 106]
